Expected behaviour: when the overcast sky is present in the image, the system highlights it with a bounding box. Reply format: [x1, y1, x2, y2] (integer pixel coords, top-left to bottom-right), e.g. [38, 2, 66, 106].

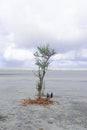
[0, 0, 87, 68]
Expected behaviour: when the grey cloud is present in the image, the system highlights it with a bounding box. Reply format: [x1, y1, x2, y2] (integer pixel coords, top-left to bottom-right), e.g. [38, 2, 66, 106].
[0, 0, 87, 68]
[14, 33, 87, 54]
[4, 60, 24, 67]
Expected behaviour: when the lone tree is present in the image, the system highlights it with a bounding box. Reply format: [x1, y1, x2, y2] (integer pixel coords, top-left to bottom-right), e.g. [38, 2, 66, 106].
[34, 44, 56, 99]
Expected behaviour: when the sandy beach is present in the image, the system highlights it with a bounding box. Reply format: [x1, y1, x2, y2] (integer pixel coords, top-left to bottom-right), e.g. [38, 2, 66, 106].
[0, 69, 87, 130]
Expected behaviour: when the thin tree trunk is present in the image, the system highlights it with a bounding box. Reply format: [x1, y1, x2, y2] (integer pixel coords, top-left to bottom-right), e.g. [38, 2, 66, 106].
[38, 89, 42, 99]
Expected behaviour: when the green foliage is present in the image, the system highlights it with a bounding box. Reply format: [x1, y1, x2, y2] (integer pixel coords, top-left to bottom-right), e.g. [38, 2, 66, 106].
[34, 44, 56, 99]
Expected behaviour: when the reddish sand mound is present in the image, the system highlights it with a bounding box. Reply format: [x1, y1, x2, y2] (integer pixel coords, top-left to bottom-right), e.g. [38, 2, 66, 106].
[21, 98, 59, 106]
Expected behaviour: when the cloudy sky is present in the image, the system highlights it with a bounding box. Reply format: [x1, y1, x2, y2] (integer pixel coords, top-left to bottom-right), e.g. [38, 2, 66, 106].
[0, 0, 87, 68]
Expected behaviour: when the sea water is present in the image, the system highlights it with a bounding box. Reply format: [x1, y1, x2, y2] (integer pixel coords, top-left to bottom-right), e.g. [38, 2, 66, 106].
[0, 69, 87, 99]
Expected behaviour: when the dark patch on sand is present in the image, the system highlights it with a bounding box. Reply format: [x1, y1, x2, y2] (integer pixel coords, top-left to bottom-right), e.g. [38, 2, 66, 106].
[0, 115, 8, 121]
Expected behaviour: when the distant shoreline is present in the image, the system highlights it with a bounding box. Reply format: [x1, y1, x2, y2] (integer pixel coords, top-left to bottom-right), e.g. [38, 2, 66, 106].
[0, 68, 87, 71]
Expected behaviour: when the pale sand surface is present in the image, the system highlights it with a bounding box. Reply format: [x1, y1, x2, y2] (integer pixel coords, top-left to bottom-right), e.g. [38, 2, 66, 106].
[0, 70, 87, 130]
[0, 86, 87, 130]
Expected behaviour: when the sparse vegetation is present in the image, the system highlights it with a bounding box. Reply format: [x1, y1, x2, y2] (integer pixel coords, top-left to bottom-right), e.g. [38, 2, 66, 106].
[34, 44, 56, 99]
[21, 44, 58, 106]
[22, 98, 59, 106]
